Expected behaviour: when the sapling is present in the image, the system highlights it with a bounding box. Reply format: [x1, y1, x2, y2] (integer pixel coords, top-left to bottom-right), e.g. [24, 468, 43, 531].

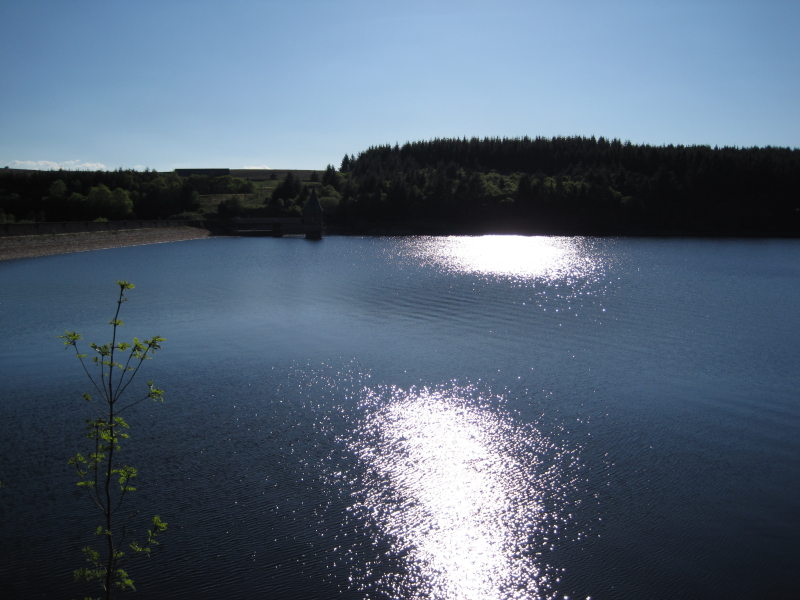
[61, 281, 167, 600]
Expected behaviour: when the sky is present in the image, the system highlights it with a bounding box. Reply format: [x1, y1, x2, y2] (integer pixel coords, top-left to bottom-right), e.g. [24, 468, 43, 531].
[1, 0, 798, 171]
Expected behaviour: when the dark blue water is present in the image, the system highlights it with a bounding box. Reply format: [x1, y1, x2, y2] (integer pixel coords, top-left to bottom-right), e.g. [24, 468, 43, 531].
[0, 236, 798, 599]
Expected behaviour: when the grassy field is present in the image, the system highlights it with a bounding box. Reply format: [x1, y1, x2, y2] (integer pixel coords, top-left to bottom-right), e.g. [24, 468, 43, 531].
[230, 168, 321, 181]
[198, 169, 323, 216]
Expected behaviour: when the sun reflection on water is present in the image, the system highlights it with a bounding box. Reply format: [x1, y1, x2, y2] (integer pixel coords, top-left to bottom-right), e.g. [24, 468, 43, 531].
[346, 385, 574, 599]
[404, 235, 601, 284]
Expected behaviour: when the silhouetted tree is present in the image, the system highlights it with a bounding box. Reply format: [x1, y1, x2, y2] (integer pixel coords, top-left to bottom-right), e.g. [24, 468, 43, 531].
[322, 165, 341, 191]
[270, 172, 302, 204]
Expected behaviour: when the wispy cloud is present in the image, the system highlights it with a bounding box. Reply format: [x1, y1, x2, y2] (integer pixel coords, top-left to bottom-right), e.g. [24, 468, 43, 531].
[242, 164, 271, 170]
[10, 159, 108, 171]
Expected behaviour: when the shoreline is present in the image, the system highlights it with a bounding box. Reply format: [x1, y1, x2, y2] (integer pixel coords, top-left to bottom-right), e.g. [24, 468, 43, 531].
[3, 226, 795, 263]
[0, 226, 213, 262]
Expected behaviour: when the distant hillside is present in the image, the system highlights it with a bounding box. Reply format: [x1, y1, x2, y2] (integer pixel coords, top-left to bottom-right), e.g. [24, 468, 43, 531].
[3, 137, 799, 236]
[330, 136, 800, 235]
[230, 169, 320, 181]
[0, 167, 323, 223]
[171, 168, 321, 181]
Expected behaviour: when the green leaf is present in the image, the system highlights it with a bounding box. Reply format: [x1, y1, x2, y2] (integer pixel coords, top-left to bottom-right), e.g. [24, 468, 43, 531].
[114, 567, 136, 591]
[60, 331, 82, 345]
[151, 514, 168, 535]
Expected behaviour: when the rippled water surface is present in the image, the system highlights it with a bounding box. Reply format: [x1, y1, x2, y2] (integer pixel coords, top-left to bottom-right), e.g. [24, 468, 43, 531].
[0, 236, 798, 599]
[344, 384, 574, 599]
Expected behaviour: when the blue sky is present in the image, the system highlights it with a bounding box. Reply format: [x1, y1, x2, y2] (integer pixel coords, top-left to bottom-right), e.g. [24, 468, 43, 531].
[1, 0, 798, 171]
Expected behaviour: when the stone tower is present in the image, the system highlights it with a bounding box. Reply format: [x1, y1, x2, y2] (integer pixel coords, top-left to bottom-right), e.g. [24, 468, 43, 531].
[303, 186, 323, 240]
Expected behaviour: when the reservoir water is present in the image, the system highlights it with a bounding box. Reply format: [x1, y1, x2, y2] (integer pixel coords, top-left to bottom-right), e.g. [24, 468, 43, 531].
[0, 235, 798, 599]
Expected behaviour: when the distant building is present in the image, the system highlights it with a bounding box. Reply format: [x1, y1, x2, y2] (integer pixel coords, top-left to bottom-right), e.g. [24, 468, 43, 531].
[174, 168, 231, 177]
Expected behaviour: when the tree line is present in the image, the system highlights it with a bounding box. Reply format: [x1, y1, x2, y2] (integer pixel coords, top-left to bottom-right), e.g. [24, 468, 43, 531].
[0, 169, 253, 223]
[327, 137, 800, 235]
[3, 136, 799, 235]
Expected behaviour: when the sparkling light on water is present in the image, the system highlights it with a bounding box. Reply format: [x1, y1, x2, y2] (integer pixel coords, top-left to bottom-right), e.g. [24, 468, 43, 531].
[404, 235, 601, 283]
[344, 385, 574, 600]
